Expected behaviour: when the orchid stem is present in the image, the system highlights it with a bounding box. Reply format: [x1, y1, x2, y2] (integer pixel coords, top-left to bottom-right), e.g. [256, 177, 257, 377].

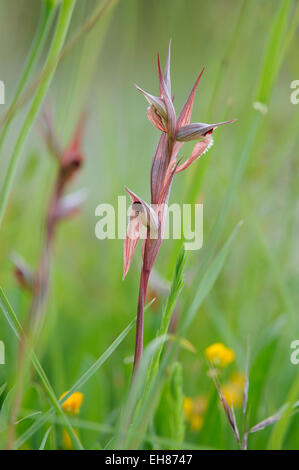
[132, 267, 150, 377]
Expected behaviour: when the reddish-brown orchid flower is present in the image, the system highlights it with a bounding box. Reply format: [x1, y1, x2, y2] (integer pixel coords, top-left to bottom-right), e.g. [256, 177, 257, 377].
[123, 43, 236, 375]
[31, 109, 87, 322]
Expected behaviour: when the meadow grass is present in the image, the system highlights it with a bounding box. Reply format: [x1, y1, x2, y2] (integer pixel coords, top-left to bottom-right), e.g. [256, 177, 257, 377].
[0, 0, 298, 450]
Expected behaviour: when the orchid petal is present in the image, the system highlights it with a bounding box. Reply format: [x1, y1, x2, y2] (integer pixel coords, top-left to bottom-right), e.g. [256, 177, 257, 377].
[125, 187, 159, 233]
[123, 217, 142, 280]
[61, 113, 86, 180]
[40, 105, 63, 159]
[163, 39, 172, 96]
[175, 132, 214, 173]
[158, 158, 181, 205]
[157, 54, 176, 140]
[176, 119, 236, 142]
[177, 68, 205, 128]
[54, 189, 87, 221]
[11, 253, 34, 291]
[123, 188, 160, 280]
[147, 106, 167, 132]
[150, 133, 169, 204]
[135, 84, 167, 119]
[63, 113, 86, 158]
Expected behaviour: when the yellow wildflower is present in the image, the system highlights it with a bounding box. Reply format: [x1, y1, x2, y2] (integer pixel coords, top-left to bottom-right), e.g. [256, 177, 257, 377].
[205, 342, 235, 367]
[60, 391, 84, 415]
[184, 395, 206, 432]
[183, 397, 193, 420]
[62, 429, 73, 450]
[190, 413, 204, 431]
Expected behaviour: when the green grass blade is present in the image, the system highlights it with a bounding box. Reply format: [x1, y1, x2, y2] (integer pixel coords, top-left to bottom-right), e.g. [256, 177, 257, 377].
[21, 410, 214, 450]
[0, 0, 76, 229]
[119, 225, 240, 450]
[187, 0, 296, 276]
[0, 0, 117, 129]
[255, 0, 292, 104]
[39, 426, 52, 450]
[181, 221, 242, 335]
[206, 0, 250, 120]
[0, 287, 22, 338]
[0, 383, 7, 399]
[184, 0, 250, 205]
[0, 1, 57, 151]
[147, 246, 187, 382]
[268, 370, 299, 449]
[63, 318, 136, 395]
[116, 334, 170, 450]
[0, 287, 83, 449]
[14, 318, 136, 448]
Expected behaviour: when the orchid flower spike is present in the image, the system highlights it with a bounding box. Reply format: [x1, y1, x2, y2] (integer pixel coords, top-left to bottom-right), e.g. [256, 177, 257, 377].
[124, 42, 236, 281]
[123, 41, 236, 375]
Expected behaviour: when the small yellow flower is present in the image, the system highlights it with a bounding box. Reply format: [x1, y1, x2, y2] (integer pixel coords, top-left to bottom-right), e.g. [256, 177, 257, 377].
[221, 383, 242, 408]
[205, 342, 235, 367]
[183, 397, 193, 420]
[60, 391, 84, 415]
[190, 413, 203, 431]
[62, 429, 73, 450]
[184, 396, 206, 432]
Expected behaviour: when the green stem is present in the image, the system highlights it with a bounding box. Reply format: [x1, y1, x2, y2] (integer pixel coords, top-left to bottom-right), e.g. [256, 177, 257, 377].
[0, 0, 76, 229]
[0, 1, 57, 152]
[0, 287, 84, 450]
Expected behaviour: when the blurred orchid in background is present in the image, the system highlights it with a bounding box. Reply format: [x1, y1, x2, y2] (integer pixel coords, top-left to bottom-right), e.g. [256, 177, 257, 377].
[6, 109, 87, 449]
[12, 107, 87, 323]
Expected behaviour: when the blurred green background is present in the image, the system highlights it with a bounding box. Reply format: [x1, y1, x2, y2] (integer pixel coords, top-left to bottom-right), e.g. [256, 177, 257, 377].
[0, 0, 298, 450]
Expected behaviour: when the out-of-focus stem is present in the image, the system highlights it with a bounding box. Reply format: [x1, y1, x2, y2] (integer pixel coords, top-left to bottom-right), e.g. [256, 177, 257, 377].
[0, 1, 56, 152]
[0, 0, 76, 230]
[5, 176, 59, 449]
[5, 166, 76, 449]
[29, 176, 64, 330]
[5, 4, 77, 447]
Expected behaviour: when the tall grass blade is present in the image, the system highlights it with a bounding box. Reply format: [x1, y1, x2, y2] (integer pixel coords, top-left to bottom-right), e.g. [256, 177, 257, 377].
[147, 246, 187, 382]
[0, 287, 83, 449]
[180, 221, 242, 335]
[0, 0, 118, 129]
[255, 0, 292, 104]
[0, 0, 76, 229]
[39, 426, 52, 450]
[268, 371, 299, 449]
[191, 0, 296, 281]
[0, 1, 57, 151]
[14, 318, 136, 448]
